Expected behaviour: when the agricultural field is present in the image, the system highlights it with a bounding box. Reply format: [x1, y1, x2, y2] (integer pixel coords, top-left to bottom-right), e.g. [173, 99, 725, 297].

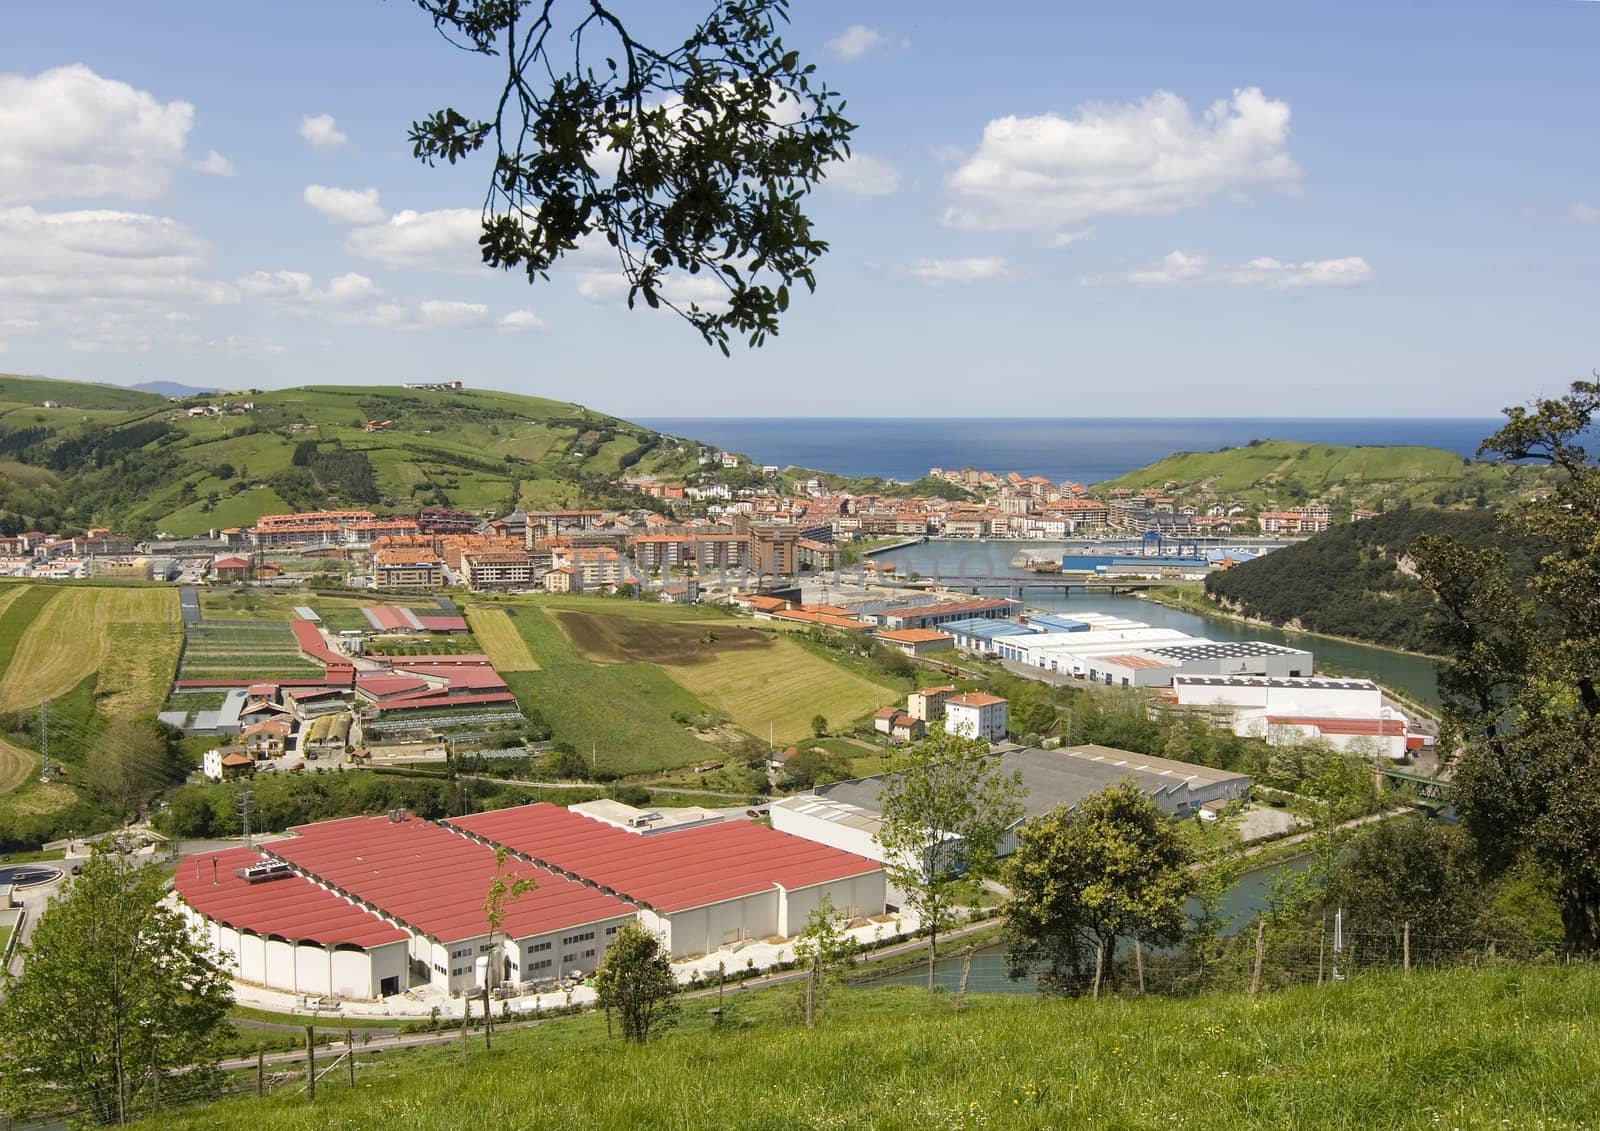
[0, 587, 57, 676]
[496, 603, 715, 774]
[96, 623, 184, 720]
[464, 606, 539, 671]
[0, 736, 34, 795]
[550, 610, 889, 744]
[0, 587, 177, 714]
[198, 589, 371, 622]
[177, 621, 323, 680]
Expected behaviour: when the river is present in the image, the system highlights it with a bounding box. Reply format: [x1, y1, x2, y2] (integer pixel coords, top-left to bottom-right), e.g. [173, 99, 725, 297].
[865, 540, 1440, 707]
[859, 855, 1314, 994]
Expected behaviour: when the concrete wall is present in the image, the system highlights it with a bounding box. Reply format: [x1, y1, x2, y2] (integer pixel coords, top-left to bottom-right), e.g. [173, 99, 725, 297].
[770, 801, 885, 863]
[778, 872, 887, 937]
[652, 891, 780, 958]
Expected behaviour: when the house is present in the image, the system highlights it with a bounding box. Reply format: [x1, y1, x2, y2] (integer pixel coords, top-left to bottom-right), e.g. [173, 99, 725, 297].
[203, 747, 255, 781]
[907, 686, 958, 722]
[872, 707, 925, 745]
[543, 565, 577, 593]
[241, 718, 292, 759]
[461, 549, 536, 591]
[212, 555, 253, 581]
[943, 693, 1008, 744]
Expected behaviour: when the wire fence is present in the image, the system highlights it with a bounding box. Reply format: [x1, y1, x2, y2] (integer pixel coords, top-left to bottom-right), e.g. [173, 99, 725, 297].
[850, 924, 1574, 1001]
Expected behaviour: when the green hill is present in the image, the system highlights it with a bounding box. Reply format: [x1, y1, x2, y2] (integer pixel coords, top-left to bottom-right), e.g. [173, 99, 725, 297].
[0, 375, 707, 537]
[1093, 438, 1551, 514]
[1203, 507, 1548, 652]
[133, 966, 1600, 1130]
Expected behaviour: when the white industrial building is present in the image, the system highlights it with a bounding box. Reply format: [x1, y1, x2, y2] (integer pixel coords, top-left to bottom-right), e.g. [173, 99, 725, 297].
[1171, 675, 1418, 759]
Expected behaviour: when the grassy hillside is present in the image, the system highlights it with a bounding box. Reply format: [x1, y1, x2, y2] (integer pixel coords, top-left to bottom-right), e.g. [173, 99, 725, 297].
[1093, 438, 1551, 513]
[0, 375, 707, 537]
[1204, 507, 1547, 652]
[134, 966, 1600, 1130]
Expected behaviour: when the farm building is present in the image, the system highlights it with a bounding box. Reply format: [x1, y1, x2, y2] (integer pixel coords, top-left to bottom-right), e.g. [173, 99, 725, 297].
[447, 803, 886, 959]
[873, 628, 954, 657]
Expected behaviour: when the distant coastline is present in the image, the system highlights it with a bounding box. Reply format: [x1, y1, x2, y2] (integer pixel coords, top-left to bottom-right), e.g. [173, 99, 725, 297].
[638, 417, 1503, 485]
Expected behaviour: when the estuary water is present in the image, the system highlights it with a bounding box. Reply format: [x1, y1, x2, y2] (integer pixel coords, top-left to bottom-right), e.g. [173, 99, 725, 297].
[867, 539, 1440, 707]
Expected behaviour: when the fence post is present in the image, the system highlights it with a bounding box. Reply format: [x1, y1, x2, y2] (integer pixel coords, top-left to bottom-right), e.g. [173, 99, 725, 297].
[1317, 916, 1326, 986]
[804, 956, 816, 1030]
[483, 985, 492, 1050]
[460, 996, 469, 1068]
[149, 1045, 161, 1115]
[305, 1027, 316, 1102]
[257, 1044, 265, 1097]
[347, 1030, 356, 1087]
[1250, 921, 1266, 996]
[1091, 939, 1105, 1002]
[1134, 940, 1145, 995]
[1403, 922, 1410, 974]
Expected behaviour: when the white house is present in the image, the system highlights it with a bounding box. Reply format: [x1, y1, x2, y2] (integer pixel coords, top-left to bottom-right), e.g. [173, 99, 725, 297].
[943, 693, 1008, 743]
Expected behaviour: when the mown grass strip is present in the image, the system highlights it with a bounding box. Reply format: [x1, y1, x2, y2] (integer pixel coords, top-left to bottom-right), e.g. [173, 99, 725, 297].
[0, 586, 58, 683]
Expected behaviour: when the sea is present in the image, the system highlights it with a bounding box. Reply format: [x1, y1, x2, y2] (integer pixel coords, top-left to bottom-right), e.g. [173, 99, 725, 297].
[635, 418, 1504, 485]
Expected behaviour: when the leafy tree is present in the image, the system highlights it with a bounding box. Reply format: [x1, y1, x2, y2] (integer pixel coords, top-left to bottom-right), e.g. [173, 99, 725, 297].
[780, 747, 851, 792]
[406, 0, 854, 352]
[594, 922, 678, 1043]
[481, 845, 537, 1046]
[1322, 818, 1483, 941]
[810, 713, 828, 738]
[874, 727, 1024, 990]
[0, 849, 234, 1124]
[791, 893, 857, 1028]
[1002, 781, 1195, 994]
[1412, 380, 1600, 952]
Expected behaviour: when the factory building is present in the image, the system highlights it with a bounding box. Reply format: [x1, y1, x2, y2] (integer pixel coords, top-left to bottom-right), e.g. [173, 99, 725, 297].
[1171, 675, 1419, 759]
[771, 745, 1251, 895]
[447, 803, 885, 959]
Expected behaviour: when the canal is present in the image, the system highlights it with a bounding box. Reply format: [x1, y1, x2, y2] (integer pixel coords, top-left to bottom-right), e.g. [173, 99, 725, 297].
[858, 854, 1314, 994]
[867, 540, 1440, 707]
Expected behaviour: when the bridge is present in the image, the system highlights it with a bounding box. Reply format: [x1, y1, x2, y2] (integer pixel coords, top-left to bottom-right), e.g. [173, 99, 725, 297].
[1377, 766, 1453, 803]
[918, 575, 1173, 595]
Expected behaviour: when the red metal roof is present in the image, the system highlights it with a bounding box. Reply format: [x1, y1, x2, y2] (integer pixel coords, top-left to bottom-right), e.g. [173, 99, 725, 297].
[266, 814, 633, 943]
[377, 690, 518, 712]
[174, 847, 408, 949]
[356, 674, 431, 698]
[416, 615, 469, 632]
[290, 620, 343, 666]
[447, 803, 881, 914]
[1267, 715, 1407, 737]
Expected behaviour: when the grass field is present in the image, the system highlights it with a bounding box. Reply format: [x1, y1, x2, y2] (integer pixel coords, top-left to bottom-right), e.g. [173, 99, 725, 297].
[135, 966, 1600, 1131]
[179, 621, 323, 680]
[0, 587, 177, 712]
[498, 603, 715, 774]
[0, 586, 57, 678]
[0, 736, 35, 795]
[464, 606, 539, 671]
[97, 622, 185, 719]
[552, 610, 888, 743]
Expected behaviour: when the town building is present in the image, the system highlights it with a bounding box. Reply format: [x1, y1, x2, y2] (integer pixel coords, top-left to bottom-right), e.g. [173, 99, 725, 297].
[460, 549, 537, 591]
[373, 548, 445, 589]
[943, 693, 1008, 743]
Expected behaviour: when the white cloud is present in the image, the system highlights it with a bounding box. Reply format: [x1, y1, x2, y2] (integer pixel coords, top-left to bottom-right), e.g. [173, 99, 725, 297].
[943, 87, 1302, 229]
[1114, 250, 1373, 289]
[237, 269, 315, 299]
[896, 257, 1010, 286]
[343, 208, 483, 271]
[826, 25, 885, 61]
[576, 270, 629, 303]
[0, 206, 232, 305]
[176, 333, 285, 354]
[826, 153, 902, 197]
[1568, 202, 1600, 224]
[298, 113, 348, 150]
[497, 310, 546, 333]
[0, 65, 202, 204]
[195, 150, 234, 177]
[324, 272, 380, 304]
[416, 300, 490, 328]
[304, 185, 386, 226]
[1048, 228, 1094, 248]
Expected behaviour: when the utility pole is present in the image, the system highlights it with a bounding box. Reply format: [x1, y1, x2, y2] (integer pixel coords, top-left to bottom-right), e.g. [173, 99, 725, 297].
[238, 790, 255, 848]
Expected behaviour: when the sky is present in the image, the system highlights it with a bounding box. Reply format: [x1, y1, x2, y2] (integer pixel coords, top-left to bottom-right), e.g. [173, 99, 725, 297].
[1, 0, 1597, 418]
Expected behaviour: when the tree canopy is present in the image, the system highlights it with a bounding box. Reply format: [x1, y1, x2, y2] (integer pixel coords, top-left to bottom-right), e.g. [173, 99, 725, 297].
[874, 727, 1024, 988]
[0, 849, 234, 1124]
[1002, 781, 1195, 994]
[594, 922, 678, 1042]
[408, 0, 854, 352]
[1413, 380, 1600, 952]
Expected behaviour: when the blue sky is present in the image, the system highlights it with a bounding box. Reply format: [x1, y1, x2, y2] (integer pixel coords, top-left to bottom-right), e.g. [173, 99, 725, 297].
[1, 0, 1596, 417]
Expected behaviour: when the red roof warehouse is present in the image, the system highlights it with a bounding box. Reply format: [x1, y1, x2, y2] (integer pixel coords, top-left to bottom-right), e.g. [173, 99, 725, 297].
[176, 847, 406, 949]
[447, 803, 886, 957]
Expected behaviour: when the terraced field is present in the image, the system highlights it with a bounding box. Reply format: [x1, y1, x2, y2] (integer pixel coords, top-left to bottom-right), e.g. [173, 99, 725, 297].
[0, 587, 177, 713]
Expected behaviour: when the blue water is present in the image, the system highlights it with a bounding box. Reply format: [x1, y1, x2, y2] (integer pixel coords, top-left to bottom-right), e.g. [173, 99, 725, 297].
[637, 418, 1504, 484]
